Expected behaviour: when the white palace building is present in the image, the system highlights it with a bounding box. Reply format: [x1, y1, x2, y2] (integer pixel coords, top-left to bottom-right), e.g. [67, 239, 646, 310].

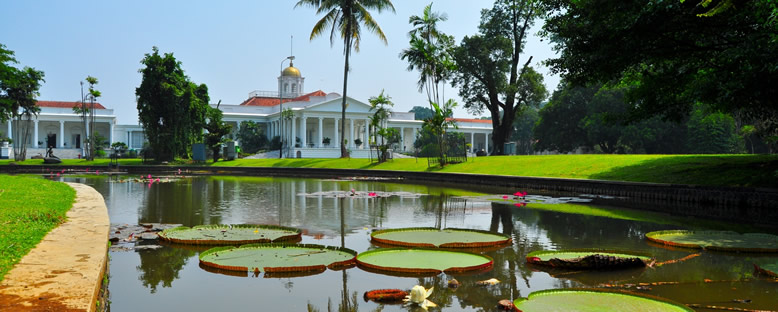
[1, 60, 493, 159]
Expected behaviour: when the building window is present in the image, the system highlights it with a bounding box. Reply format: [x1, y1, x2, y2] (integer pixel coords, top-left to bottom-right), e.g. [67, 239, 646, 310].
[291, 83, 297, 93]
[284, 83, 289, 93]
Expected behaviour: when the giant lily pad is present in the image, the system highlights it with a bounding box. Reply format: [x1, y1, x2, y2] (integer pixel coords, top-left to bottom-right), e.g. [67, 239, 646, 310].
[754, 262, 778, 278]
[513, 289, 693, 312]
[526, 249, 653, 269]
[159, 224, 301, 245]
[645, 230, 778, 252]
[356, 248, 493, 275]
[371, 227, 511, 248]
[199, 243, 356, 274]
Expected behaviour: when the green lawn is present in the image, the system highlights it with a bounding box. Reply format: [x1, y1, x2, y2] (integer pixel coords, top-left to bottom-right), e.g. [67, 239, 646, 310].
[0, 175, 76, 281]
[1, 154, 776, 187]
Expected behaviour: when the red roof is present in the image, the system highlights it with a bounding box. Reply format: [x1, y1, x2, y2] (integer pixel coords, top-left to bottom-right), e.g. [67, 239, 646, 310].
[240, 90, 329, 106]
[37, 101, 106, 109]
[447, 118, 492, 124]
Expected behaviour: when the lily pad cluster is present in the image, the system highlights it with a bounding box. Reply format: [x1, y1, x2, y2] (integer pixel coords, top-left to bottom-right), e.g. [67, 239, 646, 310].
[645, 230, 778, 252]
[199, 243, 356, 274]
[513, 289, 693, 312]
[356, 248, 493, 275]
[370, 227, 511, 248]
[159, 224, 302, 245]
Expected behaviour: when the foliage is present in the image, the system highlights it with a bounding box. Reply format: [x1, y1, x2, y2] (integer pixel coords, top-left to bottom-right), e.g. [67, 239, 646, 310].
[452, 0, 548, 155]
[270, 135, 281, 150]
[511, 108, 539, 155]
[421, 100, 458, 165]
[399, 3, 456, 106]
[368, 90, 394, 162]
[533, 82, 741, 154]
[204, 103, 232, 162]
[236, 120, 268, 154]
[90, 133, 109, 157]
[136, 47, 209, 161]
[295, 0, 395, 157]
[0, 175, 75, 281]
[0, 43, 19, 123]
[6, 67, 45, 161]
[409, 106, 433, 120]
[541, 0, 778, 129]
[686, 105, 743, 154]
[111, 142, 128, 156]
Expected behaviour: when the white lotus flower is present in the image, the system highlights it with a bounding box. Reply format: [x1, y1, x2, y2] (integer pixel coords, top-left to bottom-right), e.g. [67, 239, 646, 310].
[404, 285, 436, 310]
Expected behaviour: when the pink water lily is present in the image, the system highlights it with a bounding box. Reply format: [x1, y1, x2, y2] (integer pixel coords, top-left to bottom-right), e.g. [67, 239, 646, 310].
[502, 195, 509, 199]
[514, 202, 527, 207]
[147, 174, 152, 179]
[368, 192, 377, 197]
[513, 191, 527, 197]
[95, 170, 99, 175]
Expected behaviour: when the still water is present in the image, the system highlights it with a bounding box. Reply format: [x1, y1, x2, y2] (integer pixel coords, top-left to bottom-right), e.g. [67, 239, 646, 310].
[63, 175, 777, 311]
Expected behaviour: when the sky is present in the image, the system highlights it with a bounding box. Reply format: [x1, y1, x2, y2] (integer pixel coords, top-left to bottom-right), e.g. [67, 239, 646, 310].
[1, 0, 559, 125]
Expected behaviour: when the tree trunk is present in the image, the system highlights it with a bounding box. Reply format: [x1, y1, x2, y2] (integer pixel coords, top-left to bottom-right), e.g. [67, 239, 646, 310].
[340, 36, 352, 158]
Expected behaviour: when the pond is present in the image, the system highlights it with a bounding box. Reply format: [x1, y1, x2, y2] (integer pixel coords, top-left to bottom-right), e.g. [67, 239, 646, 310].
[61, 175, 778, 311]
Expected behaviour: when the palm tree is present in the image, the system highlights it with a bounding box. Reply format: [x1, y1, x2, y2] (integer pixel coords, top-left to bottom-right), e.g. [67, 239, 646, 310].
[400, 3, 455, 107]
[295, 0, 395, 158]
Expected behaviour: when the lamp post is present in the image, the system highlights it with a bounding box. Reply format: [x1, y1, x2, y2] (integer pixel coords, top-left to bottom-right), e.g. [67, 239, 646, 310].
[279, 56, 294, 158]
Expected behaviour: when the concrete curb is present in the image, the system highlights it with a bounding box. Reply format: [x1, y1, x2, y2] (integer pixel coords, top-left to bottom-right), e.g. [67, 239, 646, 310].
[0, 183, 109, 311]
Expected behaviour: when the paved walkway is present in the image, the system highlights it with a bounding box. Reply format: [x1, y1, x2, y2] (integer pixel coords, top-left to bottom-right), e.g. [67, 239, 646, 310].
[0, 183, 109, 312]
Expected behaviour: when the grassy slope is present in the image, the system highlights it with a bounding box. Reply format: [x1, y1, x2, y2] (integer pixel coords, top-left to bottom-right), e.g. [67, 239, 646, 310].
[2, 154, 777, 187]
[0, 175, 76, 281]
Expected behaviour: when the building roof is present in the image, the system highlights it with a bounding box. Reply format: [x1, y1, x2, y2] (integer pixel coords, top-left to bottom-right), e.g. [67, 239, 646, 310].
[37, 101, 106, 109]
[240, 90, 328, 106]
[447, 118, 492, 124]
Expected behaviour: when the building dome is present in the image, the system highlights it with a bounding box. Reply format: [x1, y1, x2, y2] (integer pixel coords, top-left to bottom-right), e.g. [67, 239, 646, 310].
[281, 61, 301, 77]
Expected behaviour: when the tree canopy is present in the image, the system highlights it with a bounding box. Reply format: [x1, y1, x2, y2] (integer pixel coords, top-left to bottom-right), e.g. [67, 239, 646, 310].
[452, 0, 548, 155]
[136, 47, 209, 161]
[541, 0, 778, 125]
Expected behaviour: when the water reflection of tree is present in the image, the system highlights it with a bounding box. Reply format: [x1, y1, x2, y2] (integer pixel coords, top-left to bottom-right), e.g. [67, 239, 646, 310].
[136, 247, 195, 293]
[139, 178, 226, 226]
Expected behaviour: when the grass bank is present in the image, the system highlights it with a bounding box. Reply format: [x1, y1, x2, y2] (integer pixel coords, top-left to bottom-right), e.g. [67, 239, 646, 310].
[2, 154, 777, 188]
[0, 175, 76, 281]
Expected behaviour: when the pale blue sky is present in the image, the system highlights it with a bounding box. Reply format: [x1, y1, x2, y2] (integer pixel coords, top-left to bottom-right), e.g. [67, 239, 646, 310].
[1, 0, 558, 124]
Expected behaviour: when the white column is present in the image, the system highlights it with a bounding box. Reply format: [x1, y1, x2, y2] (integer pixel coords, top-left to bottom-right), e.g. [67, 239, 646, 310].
[109, 121, 115, 145]
[7, 121, 12, 143]
[128, 131, 133, 149]
[363, 119, 369, 149]
[334, 118, 340, 148]
[485, 133, 489, 154]
[470, 132, 475, 153]
[399, 127, 405, 151]
[349, 119, 355, 148]
[318, 117, 323, 148]
[301, 116, 307, 147]
[291, 116, 297, 147]
[59, 121, 65, 148]
[33, 120, 39, 148]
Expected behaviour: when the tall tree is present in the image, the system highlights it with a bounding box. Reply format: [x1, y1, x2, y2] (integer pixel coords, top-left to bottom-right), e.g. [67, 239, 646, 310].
[295, 0, 395, 158]
[0, 43, 19, 123]
[400, 3, 456, 106]
[236, 120, 268, 154]
[74, 76, 101, 160]
[136, 47, 209, 161]
[541, 0, 778, 127]
[452, 0, 548, 155]
[6, 67, 45, 161]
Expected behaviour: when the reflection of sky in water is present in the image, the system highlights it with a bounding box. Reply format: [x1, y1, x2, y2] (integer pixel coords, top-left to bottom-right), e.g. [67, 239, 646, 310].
[61, 175, 778, 311]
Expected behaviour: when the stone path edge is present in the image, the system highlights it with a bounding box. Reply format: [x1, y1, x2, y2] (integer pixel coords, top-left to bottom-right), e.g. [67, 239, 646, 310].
[0, 183, 109, 312]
